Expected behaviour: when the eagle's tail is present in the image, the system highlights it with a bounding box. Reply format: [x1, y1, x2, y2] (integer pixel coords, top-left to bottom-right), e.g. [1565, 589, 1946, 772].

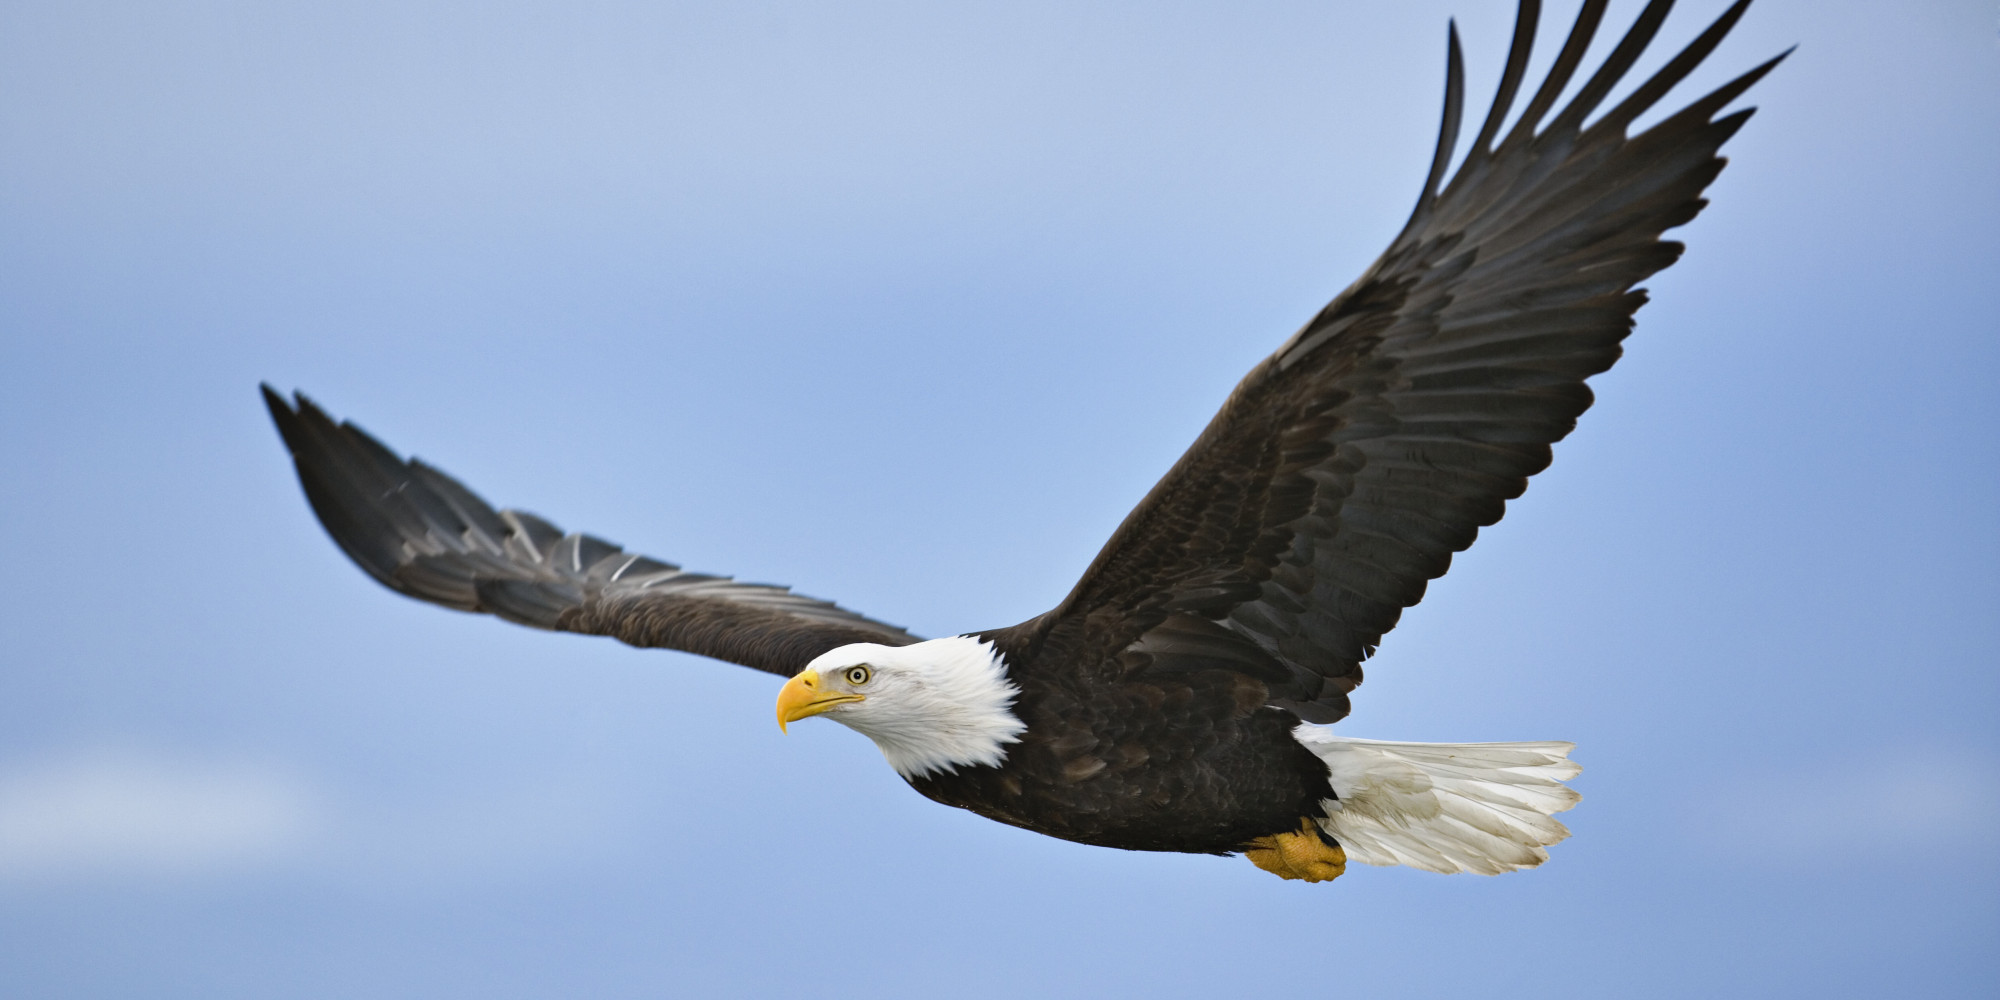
[1291, 728, 1582, 875]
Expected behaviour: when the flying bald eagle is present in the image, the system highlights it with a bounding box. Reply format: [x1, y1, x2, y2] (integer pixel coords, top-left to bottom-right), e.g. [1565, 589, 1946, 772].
[265, 0, 1782, 882]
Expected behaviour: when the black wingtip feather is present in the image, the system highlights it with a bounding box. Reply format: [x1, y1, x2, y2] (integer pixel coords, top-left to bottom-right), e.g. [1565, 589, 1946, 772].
[1591, 0, 1759, 137]
[1466, 0, 1541, 162]
[1406, 21, 1467, 230]
[1545, 0, 1677, 137]
[1500, 0, 1610, 150]
[1648, 49, 1787, 140]
[261, 384, 306, 454]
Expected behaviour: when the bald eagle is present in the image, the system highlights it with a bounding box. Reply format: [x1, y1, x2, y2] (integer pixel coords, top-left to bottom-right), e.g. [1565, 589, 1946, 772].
[264, 0, 1782, 882]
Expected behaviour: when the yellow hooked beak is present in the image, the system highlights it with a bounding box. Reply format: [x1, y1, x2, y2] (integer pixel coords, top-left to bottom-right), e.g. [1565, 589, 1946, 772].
[776, 669, 865, 732]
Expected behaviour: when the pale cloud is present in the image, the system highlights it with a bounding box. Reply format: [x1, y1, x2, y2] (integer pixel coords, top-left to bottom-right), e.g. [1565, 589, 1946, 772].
[1698, 744, 2000, 868]
[0, 749, 320, 881]
[0, 747, 634, 888]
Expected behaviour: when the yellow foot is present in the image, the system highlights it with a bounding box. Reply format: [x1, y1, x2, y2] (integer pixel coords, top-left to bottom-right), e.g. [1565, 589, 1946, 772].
[1242, 817, 1347, 883]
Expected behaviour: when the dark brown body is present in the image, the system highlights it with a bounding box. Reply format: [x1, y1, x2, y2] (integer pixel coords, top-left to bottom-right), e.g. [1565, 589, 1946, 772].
[909, 632, 1335, 854]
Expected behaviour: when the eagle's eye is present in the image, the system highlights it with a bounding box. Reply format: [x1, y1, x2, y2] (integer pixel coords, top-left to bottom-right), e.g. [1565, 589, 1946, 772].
[845, 665, 872, 686]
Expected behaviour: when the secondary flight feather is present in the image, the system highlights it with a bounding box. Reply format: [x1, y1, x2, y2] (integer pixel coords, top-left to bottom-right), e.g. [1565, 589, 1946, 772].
[266, 0, 1782, 882]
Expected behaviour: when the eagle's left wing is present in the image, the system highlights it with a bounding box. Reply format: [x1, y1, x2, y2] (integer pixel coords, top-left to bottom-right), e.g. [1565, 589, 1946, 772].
[264, 387, 918, 678]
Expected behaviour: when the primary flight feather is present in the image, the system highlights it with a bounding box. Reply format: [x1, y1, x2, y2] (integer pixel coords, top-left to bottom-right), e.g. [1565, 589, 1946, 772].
[266, 0, 1782, 882]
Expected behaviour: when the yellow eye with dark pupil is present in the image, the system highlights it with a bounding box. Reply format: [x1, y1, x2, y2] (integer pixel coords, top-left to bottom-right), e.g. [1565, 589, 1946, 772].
[846, 666, 871, 685]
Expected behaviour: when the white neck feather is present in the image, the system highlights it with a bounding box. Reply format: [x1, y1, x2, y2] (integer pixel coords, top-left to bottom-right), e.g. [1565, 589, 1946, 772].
[806, 636, 1025, 780]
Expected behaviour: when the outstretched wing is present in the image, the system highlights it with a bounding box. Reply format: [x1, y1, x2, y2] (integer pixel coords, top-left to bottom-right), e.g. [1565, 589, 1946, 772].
[263, 387, 918, 677]
[1011, 0, 1784, 722]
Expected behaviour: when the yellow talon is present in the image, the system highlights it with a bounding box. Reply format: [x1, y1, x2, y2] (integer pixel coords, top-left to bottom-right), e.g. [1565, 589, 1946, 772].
[1242, 817, 1347, 882]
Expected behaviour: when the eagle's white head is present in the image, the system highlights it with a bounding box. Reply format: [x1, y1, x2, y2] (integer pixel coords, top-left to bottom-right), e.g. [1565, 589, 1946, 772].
[776, 635, 1025, 779]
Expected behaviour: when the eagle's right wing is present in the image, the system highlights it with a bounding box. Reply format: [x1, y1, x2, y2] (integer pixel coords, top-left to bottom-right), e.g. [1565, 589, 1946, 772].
[263, 387, 919, 678]
[1011, 0, 1782, 722]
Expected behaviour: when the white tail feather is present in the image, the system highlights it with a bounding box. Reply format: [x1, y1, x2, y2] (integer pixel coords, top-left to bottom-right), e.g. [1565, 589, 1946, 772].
[1292, 727, 1582, 875]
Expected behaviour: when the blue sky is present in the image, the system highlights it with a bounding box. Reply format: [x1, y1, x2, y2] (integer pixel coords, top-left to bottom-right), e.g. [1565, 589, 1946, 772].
[1, 1, 1995, 996]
